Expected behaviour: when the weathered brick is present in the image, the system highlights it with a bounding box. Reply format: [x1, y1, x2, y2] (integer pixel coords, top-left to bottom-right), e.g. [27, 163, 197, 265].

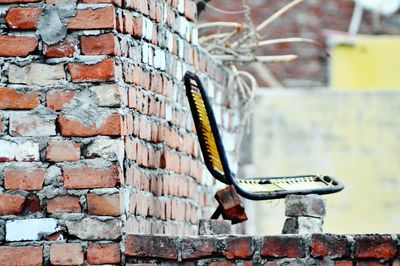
[8, 63, 66, 86]
[223, 236, 253, 259]
[46, 90, 76, 111]
[184, 0, 197, 22]
[355, 235, 397, 259]
[311, 234, 351, 258]
[58, 113, 122, 137]
[132, 17, 145, 38]
[334, 261, 354, 266]
[181, 236, 220, 260]
[0, 88, 39, 110]
[0, 36, 38, 57]
[4, 168, 46, 191]
[285, 194, 326, 218]
[125, 235, 178, 259]
[43, 39, 77, 58]
[46, 140, 80, 162]
[282, 217, 323, 234]
[81, 33, 119, 55]
[87, 193, 121, 216]
[355, 262, 389, 266]
[84, 139, 124, 161]
[68, 59, 115, 82]
[0, 139, 39, 162]
[123, 10, 133, 34]
[23, 194, 41, 213]
[0, 193, 25, 215]
[47, 196, 81, 213]
[261, 235, 306, 258]
[214, 185, 248, 224]
[6, 7, 41, 29]
[87, 243, 120, 265]
[66, 217, 121, 240]
[68, 7, 116, 29]
[90, 84, 124, 107]
[0, 246, 42, 266]
[62, 165, 121, 189]
[9, 112, 56, 137]
[83, 0, 117, 4]
[50, 243, 83, 265]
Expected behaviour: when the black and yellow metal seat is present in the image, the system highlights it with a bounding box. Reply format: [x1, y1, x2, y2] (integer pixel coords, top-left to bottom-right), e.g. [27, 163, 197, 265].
[184, 71, 344, 222]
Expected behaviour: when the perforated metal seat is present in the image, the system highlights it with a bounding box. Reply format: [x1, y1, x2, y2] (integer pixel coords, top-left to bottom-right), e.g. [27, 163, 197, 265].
[184, 71, 344, 201]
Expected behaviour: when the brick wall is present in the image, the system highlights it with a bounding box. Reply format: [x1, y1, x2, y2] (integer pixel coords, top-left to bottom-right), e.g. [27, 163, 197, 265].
[125, 234, 400, 265]
[199, 0, 400, 87]
[0, 0, 242, 264]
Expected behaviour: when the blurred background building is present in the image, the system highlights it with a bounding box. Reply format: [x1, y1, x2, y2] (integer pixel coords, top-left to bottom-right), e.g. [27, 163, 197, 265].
[199, 0, 400, 234]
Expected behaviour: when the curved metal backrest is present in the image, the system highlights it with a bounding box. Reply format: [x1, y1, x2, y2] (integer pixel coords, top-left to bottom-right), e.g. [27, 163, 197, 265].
[184, 72, 232, 184]
[184, 71, 345, 200]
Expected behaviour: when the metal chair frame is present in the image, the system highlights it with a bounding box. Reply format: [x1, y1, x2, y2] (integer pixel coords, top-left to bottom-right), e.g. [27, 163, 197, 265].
[184, 71, 344, 201]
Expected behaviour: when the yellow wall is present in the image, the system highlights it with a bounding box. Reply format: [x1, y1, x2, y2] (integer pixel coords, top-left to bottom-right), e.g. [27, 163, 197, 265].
[251, 90, 400, 234]
[331, 36, 400, 89]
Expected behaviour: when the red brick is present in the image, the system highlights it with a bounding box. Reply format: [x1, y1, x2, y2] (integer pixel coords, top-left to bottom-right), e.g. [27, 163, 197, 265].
[81, 33, 118, 55]
[0, 0, 39, 4]
[4, 168, 46, 191]
[47, 196, 81, 213]
[68, 7, 116, 29]
[24, 193, 41, 213]
[82, 0, 113, 3]
[155, 4, 163, 23]
[132, 17, 144, 38]
[355, 235, 397, 259]
[209, 263, 235, 266]
[128, 88, 137, 108]
[356, 262, 389, 266]
[0, 87, 39, 110]
[214, 185, 248, 224]
[125, 235, 178, 259]
[0, 246, 42, 266]
[116, 9, 123, 32]
[50, 243, 83, 265]
[224, 236, 253, 259]
[58, 113, 122, 137]
[0, 36, 38, 57]
[87, 193, 121, 216]
[181, 236, 220, 260]
[62, 165, 121, 189]
[0, 193, 25, 215]
[311, 234, 350, 258]
[123, 10, 133, 34]
[46, 90, 76, 111]
[46, 140, 80, 162]
[261, 235, 306, 258]
[184, 0, 197, 22]
[43, 39, 77, 58]
[68, 59, 115, 82]
[334, 262, 353, 266]
[87, 243, 120, 265]
[6, 7, 41, 29]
